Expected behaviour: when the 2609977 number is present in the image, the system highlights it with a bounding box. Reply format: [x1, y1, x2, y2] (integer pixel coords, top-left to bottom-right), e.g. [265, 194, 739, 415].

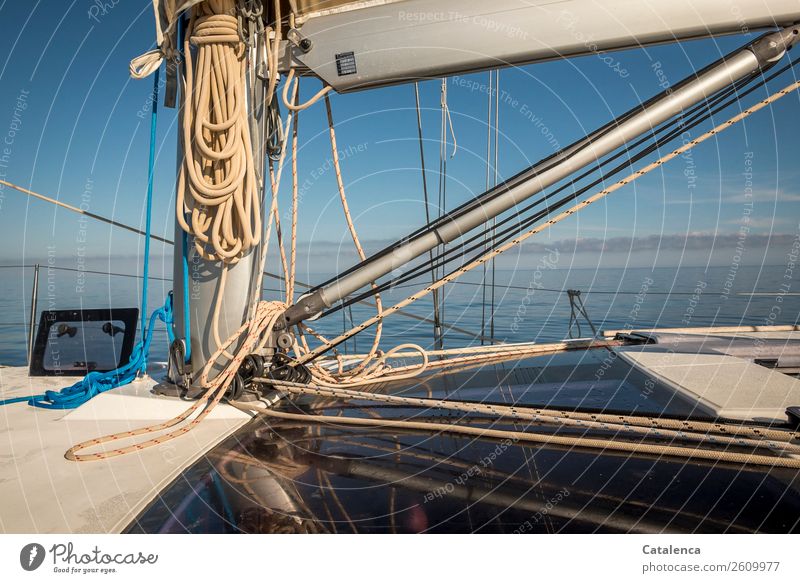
[729, 561, 780, 572]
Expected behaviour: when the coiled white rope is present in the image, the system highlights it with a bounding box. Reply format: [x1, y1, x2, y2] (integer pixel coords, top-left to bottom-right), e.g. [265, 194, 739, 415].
[176, 0, 261, 263]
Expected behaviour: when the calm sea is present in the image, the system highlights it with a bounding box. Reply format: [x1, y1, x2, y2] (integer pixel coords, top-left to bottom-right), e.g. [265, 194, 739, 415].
[0, 260, 797, 366]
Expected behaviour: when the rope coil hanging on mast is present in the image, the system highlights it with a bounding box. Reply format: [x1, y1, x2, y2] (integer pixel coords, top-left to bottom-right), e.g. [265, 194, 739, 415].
[176, 1, 261, 263]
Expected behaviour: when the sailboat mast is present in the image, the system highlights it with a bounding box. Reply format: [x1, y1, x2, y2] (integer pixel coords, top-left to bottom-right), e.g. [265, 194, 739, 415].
[169, 1, 271, 382]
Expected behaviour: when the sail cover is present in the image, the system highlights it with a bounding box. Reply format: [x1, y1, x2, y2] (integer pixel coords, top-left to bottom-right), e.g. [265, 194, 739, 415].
[294, 0, 406, 21]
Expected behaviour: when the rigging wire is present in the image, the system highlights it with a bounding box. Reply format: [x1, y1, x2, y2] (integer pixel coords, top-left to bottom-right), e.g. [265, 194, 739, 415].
[567, 289, 598, 339]
[414, 81, 444, 349]
[490, 70, 500, 343]
[436, 79, 452, 346]
[481, 70, 501, 345]
[0, 179, 174, 245]
[480, 71, 494, 346]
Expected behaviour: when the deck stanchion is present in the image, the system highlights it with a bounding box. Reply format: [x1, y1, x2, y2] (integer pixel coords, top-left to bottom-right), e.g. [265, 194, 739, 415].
[27, 263, 39, 365]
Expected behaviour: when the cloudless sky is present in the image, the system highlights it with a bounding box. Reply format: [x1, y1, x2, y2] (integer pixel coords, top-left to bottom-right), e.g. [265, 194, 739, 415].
[0, 1, 799, 277]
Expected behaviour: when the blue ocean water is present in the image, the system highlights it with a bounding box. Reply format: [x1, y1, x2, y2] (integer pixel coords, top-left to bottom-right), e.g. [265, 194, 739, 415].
[0, 260, 797, 367]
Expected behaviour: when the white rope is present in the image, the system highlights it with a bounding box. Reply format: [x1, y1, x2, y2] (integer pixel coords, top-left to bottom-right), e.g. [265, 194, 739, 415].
[130, 49, 168, 79]
[176, 0, 261, 264]
[262, 380, 800, 452]
[129, 0, 193, 79]
[281, 68, 333, 111]
[236, 401, 800, 470]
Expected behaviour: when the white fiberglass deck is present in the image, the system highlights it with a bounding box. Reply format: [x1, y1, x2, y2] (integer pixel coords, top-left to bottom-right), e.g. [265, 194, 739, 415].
[616, 328, 800, 423]
[0, 365, 252, 533]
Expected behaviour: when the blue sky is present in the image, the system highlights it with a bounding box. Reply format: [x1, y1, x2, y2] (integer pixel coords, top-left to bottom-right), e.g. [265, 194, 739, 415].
[0, 1, 799, 276]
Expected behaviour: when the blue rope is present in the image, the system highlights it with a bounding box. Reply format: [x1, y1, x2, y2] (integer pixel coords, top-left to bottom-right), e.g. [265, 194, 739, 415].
[12, 68, 168, 410]
[181, 229, 192, 362]
[177, 15, 191, 364]
[140, 66, 160, 370]
[0, 395, 36, 406]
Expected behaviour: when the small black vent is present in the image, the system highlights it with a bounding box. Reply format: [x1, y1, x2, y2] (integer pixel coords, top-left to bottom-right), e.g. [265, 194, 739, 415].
[335, 52, 357, 76]
[755, 358, 779, 369]
[787, 406, 800, 429]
